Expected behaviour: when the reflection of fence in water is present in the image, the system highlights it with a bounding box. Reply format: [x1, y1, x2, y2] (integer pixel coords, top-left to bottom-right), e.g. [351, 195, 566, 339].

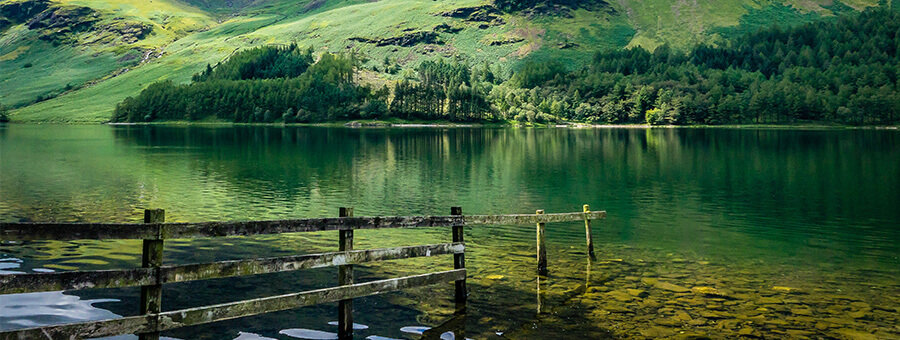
[0, 206, 604, 339]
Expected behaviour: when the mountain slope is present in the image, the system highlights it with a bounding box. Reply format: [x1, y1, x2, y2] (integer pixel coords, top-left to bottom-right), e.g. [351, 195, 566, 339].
[1, 0, 888, 123]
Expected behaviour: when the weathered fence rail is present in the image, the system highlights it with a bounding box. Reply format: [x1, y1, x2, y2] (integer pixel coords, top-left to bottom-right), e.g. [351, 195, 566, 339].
[0, 207, 605, 340]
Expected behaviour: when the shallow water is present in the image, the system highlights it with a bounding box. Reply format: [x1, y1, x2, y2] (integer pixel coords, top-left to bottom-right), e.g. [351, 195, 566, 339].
[0, 125, 898, 339]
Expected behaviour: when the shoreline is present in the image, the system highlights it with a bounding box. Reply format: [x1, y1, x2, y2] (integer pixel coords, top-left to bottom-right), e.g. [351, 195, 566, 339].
[8, 120, 899, 130]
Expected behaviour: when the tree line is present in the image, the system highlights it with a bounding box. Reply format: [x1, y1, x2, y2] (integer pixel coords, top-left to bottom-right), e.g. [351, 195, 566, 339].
[112, 46, 498, 123]
[112, 7, 899, 126]
[390, 59, 495, 121]
[113, 45, 383, 123]
[492, 7, 900, 125]
[0, 102, 9, 123]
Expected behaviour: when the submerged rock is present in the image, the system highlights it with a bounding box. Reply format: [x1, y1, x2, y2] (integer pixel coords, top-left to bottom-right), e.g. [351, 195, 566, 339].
[605, 290, 634, 302]
[833, 328, 878, 340]
[626, 289, 649, 298]
[639, 326, 677, 338]
[692, 286, 729, 298]
[656, 281, 690, 293]
[790, 308, 813, 316]
[772, 286, 800, 294]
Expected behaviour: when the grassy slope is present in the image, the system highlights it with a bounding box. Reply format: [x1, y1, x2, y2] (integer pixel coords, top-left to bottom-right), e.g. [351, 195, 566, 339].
[4, 0, 889, 123]
[9, 16, 272, 122]
[0, 27, 131, 107]
[0, 0, 215, 109]
[617, 0, 880, 50]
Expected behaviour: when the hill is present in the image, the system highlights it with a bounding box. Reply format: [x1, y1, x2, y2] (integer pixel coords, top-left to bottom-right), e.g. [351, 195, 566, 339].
[0, 0, 891, 123]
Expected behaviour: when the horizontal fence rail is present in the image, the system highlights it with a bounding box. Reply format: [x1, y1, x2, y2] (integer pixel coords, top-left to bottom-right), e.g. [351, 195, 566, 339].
[2, 270, 466, 340]
[0, 243, 465, 294]
[0, 211, 605, 241]
[0, 207, 605, 340]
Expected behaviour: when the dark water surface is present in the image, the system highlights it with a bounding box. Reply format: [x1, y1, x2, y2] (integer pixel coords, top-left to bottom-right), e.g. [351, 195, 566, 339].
[1, 125, 898, 339]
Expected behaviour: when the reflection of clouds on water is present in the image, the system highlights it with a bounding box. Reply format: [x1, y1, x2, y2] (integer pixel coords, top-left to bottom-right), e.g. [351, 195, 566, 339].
[279, 328, 337, 339]
[234, 331, 278, 340]
[270, 323, 459, 340]
[400, 326, 462, 340]
[326, 321, 369, 330]
[0, 291, 127, 339]
[1, 257, 57, 274]
[0, 257, 23, 274]
[399, 326, 429, 334]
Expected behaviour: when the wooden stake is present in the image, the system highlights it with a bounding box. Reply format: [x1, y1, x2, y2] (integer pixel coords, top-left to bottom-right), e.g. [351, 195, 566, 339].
[139, 209, 164, 340]
[583, 204, 596, 261]
[338, 207, 354, 340]
[451, 207, 466, 309]
[536, 210, 548, 276]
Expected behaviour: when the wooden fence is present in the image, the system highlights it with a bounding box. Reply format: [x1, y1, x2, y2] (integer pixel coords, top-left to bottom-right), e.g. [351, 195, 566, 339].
[0, 206, 605, 340]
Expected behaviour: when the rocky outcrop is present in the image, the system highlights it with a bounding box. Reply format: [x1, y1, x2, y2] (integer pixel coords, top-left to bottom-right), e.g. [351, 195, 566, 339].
[349, 31, 442, 47]
[100, 21, 152, 44]
[433, 23, 463, 34]
[0, 0, 151, 45]
[0, 0, 50, 23]
[440, 5, 505, 28]
[488, 37, 524, 46]
[0, 17, 11, 31]
[26, 5, 97, 30]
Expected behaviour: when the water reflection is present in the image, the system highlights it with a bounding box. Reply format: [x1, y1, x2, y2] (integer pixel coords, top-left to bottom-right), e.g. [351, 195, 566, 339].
[1, 125, 898, 338]
[0, 291, 120, 334]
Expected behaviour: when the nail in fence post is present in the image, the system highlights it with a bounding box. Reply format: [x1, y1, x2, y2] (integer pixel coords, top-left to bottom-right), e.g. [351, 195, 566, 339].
[451, 207, 466, 308]
[536, 210, 548, 276]
[338, 207, 354, 340]
[583, 204, 596, 261]
[139, 209, 164, 340]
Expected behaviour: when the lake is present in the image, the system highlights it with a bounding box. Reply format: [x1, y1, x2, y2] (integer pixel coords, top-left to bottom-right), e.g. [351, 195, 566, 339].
[1, 125, 898, 339]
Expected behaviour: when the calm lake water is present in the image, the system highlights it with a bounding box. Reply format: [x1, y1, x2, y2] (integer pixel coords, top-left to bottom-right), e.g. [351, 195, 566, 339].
[0, 125, 898, 339]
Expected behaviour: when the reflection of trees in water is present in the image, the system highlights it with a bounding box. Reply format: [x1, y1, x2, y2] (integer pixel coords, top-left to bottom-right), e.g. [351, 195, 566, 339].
[2, 126, 899, 339]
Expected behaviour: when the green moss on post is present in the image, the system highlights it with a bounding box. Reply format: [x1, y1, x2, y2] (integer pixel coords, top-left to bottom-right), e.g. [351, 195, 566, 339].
[338, 207, 353, 340]
[583, 204, 596, 261]
[536, 210, 548, 276]
[140, 209, 164, 340]
[451, 207, 466, 309]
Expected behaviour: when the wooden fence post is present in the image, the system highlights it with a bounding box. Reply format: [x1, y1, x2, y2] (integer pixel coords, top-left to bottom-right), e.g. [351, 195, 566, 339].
[451, 207, 466, 308]
[139, 209, 164, 340]
[583, 204, 596, 261]
[338, 207, 354, 340]
[536, 210, 548, 276]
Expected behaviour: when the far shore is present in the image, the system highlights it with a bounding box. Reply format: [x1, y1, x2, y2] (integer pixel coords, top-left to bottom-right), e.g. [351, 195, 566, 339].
[98, 120, 900, 130]
[6, 118, 896, 130]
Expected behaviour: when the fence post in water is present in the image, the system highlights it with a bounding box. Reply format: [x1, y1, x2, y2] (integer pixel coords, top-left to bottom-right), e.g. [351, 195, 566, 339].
[338, 207, 354, 340]
[139, 209, 165, 340]
[583, 204, 596, 261]
[451, 207, 466, 308]
[536, 210, 548, 276]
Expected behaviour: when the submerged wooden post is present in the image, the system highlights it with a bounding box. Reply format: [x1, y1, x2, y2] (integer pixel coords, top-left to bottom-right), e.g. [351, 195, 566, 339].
[583, 204, 596, 261]
[536, 210, 548, 276]
[338, 207, 354, 340]
[451, 207, 466, 308]
[536, 275, 544, 314]
[139, 209, 164, 340]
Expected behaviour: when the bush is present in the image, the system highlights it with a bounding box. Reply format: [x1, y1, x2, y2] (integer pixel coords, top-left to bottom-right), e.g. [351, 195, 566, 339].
[645, 108, 663, 125]
[0, 103, 9, 123]
[283, 108, 295, 124]
[509, 61, 566, 88]
[360, 99, 388, 119]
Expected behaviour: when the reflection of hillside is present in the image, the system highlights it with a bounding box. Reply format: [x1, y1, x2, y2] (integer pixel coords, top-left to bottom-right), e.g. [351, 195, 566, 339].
[2, 125, 899, 338]
[0, 126, 143, 222]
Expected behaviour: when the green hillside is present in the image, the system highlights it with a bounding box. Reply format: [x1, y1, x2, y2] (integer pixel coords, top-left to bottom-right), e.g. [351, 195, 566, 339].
[0, 0, 888, 123]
